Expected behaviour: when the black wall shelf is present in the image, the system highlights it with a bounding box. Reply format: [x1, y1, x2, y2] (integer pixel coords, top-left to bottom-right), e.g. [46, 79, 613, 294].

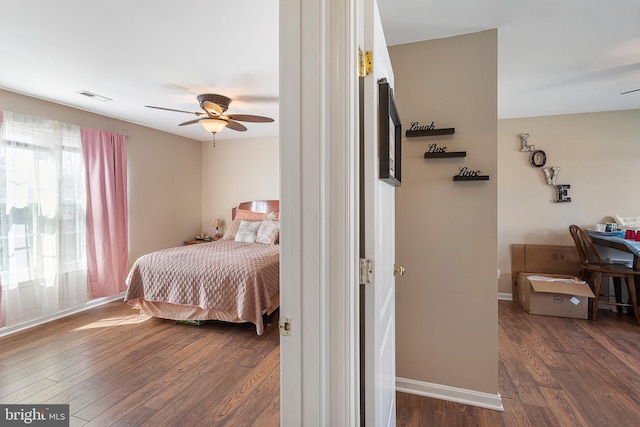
[424, 151, 466, 159]
[453, 175, 490, 181]
[406, 127, 455, 137]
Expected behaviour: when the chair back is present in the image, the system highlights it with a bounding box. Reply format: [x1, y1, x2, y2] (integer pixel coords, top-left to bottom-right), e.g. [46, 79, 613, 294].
[569, 224, 603, 267]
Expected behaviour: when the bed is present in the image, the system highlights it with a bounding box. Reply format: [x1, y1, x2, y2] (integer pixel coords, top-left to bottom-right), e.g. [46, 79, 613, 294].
[124, 200, 280, 335]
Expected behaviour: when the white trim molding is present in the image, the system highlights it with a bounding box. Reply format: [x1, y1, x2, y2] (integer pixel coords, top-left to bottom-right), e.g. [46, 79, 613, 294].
[279, 0, 359, 424]
[0, 293, 125, 338]
[396, 377, 504, 412]
[498, 292, 513, 301]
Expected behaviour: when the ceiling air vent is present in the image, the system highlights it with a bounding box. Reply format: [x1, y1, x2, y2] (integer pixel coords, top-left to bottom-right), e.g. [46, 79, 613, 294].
[76, 90, 112, 102]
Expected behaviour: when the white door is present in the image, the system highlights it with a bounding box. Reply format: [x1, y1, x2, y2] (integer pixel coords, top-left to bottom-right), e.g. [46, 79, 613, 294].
[362, 1, 398, 425]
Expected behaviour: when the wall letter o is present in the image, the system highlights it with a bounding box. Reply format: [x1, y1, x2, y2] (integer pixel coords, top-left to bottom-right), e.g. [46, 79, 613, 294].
[530, 150, 547, 168]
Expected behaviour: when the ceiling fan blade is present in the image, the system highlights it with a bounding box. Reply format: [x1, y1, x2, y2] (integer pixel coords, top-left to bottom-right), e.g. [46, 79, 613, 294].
[226, 120, 248, 131]
[620, 88, 640, 95]
[226, 114, 274, 123]
[145, 105, 204, 116]
[178, 118, 203, 126]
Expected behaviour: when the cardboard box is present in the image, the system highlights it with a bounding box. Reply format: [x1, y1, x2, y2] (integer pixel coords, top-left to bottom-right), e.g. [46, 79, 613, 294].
[516, 273, 595, 319]
[511, 244, 581, 298]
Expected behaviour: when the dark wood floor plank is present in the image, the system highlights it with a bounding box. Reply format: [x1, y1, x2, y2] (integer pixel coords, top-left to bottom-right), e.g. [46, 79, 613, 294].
[496, 324, 548, 407]
[0, 327, 112, 377]
[562, 350, 640, 424]
[4, 298, 640, 425]
[231, 364, 281, 427]
[0, 306, 140, 364]
[86, 369, 225, 426]
[70, 329, 231, 422]
[20, 332, 176, 406]
[0, 353, 83, 400]
[398, 301, 640, 426]
[0, 378, 58, 403]
[150, 328, 280, 427]
[71, 354, 182, 422]
[538, 386, 590, 427]
[110, 342, 256, 426]
[500, 322, 561, 390]
[254, 392, 281, 427]
[205, 345, 280, 425]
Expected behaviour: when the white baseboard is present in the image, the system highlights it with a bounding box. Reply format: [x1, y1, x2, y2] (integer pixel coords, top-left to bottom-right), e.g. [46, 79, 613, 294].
[498, 292, 512, 301]
[396, 377, 504, 412]
[0, 292, 125, 338]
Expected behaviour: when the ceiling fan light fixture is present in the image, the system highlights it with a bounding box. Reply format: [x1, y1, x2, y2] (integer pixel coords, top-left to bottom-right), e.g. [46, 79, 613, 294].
[198, 94, 230, 115]
[202, 100, 224, 115]
[199, 117, 228, 134]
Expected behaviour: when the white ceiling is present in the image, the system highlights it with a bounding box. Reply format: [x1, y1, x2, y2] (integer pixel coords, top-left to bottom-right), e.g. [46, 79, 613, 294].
[0, 1, 638, 142]
[377, 0, 640, 119]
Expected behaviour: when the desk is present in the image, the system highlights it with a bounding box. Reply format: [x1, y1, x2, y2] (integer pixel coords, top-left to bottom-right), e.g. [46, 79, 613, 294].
[588, 232, 640, 271]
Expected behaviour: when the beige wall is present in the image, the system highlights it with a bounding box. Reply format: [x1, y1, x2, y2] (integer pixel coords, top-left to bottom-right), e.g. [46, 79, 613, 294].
[201, 136, 279, 237]
[0, 89, 203, 266]
[390, 30, 499, 395]
[498, 109, 640, 294]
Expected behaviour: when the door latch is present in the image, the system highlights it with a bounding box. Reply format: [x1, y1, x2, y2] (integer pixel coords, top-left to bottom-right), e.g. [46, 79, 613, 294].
[279, 317, 291, 336]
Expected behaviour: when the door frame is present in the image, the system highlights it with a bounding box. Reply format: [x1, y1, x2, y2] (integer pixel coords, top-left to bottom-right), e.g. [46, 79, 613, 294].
[279, 0, 361, 425]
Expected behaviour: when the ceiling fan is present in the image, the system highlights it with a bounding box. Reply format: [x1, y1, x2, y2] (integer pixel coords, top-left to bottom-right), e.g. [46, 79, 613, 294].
[145, 94, 274, 137]
[620, 88, 640, 95]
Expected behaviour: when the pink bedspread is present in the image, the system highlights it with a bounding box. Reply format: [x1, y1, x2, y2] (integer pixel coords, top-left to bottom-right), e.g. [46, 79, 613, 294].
[124, 240, 280, 334]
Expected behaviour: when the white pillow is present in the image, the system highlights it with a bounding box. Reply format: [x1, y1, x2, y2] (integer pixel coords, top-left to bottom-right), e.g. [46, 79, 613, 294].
[256, 219, 280, 244]
[234, 220, 262, 243]
[614, 215, 640, 229]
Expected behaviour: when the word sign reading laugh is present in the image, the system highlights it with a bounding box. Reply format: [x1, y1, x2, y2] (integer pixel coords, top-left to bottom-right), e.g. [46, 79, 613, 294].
[520, 133, 571, 203]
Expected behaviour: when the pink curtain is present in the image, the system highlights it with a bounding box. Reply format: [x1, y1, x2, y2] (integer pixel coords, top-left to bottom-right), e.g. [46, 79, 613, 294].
[80, 128, 128, 298]
[0, 110, 3, 325]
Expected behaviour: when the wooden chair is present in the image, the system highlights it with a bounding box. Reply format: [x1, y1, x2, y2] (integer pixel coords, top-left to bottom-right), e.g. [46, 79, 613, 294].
[568, 224, 640, 324]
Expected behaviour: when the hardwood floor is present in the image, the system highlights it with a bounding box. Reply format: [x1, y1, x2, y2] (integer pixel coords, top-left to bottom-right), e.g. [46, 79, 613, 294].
[0, 302, 279, 426]
[397, 300, 640, 427]
[2, 299, 640, 426]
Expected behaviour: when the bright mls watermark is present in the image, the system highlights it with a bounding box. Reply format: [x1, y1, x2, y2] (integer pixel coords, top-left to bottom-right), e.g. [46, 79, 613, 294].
[1, 404, 69, 426]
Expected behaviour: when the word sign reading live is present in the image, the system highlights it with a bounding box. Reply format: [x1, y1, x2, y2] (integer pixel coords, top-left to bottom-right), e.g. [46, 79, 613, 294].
[1, 404, 69, 426]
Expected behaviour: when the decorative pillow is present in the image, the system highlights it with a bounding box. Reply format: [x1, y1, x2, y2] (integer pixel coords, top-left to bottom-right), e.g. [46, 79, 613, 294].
[222, 209, 269, 240]
[614, 215, 640, 229]
[256, 219, 280, 244]
[234, 220, 262, 243]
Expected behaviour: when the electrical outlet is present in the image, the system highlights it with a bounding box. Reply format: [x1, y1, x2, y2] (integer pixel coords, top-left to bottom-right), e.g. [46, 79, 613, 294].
[497, 269, 501, 280]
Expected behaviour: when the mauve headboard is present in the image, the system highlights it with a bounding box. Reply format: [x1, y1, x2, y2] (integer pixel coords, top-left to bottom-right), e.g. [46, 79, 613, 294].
[232, 200, 280, 219]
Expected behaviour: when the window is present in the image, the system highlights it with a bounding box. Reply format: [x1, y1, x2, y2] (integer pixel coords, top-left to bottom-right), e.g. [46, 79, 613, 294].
[0, 112, 88, 327]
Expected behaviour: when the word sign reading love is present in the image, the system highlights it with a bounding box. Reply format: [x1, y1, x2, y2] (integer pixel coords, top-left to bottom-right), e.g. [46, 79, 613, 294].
[453, 167, 489, 181]
[519, 133, 571, 203]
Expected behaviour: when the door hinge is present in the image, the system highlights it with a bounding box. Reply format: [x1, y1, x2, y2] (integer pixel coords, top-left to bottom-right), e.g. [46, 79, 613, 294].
[279, 317, 291, 336]
[358, 50, 373, 77]
[359, 258, 374, 284]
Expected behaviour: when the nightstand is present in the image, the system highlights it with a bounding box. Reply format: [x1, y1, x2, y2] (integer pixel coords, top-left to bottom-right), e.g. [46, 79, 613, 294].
[183, 239, 212, 246]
